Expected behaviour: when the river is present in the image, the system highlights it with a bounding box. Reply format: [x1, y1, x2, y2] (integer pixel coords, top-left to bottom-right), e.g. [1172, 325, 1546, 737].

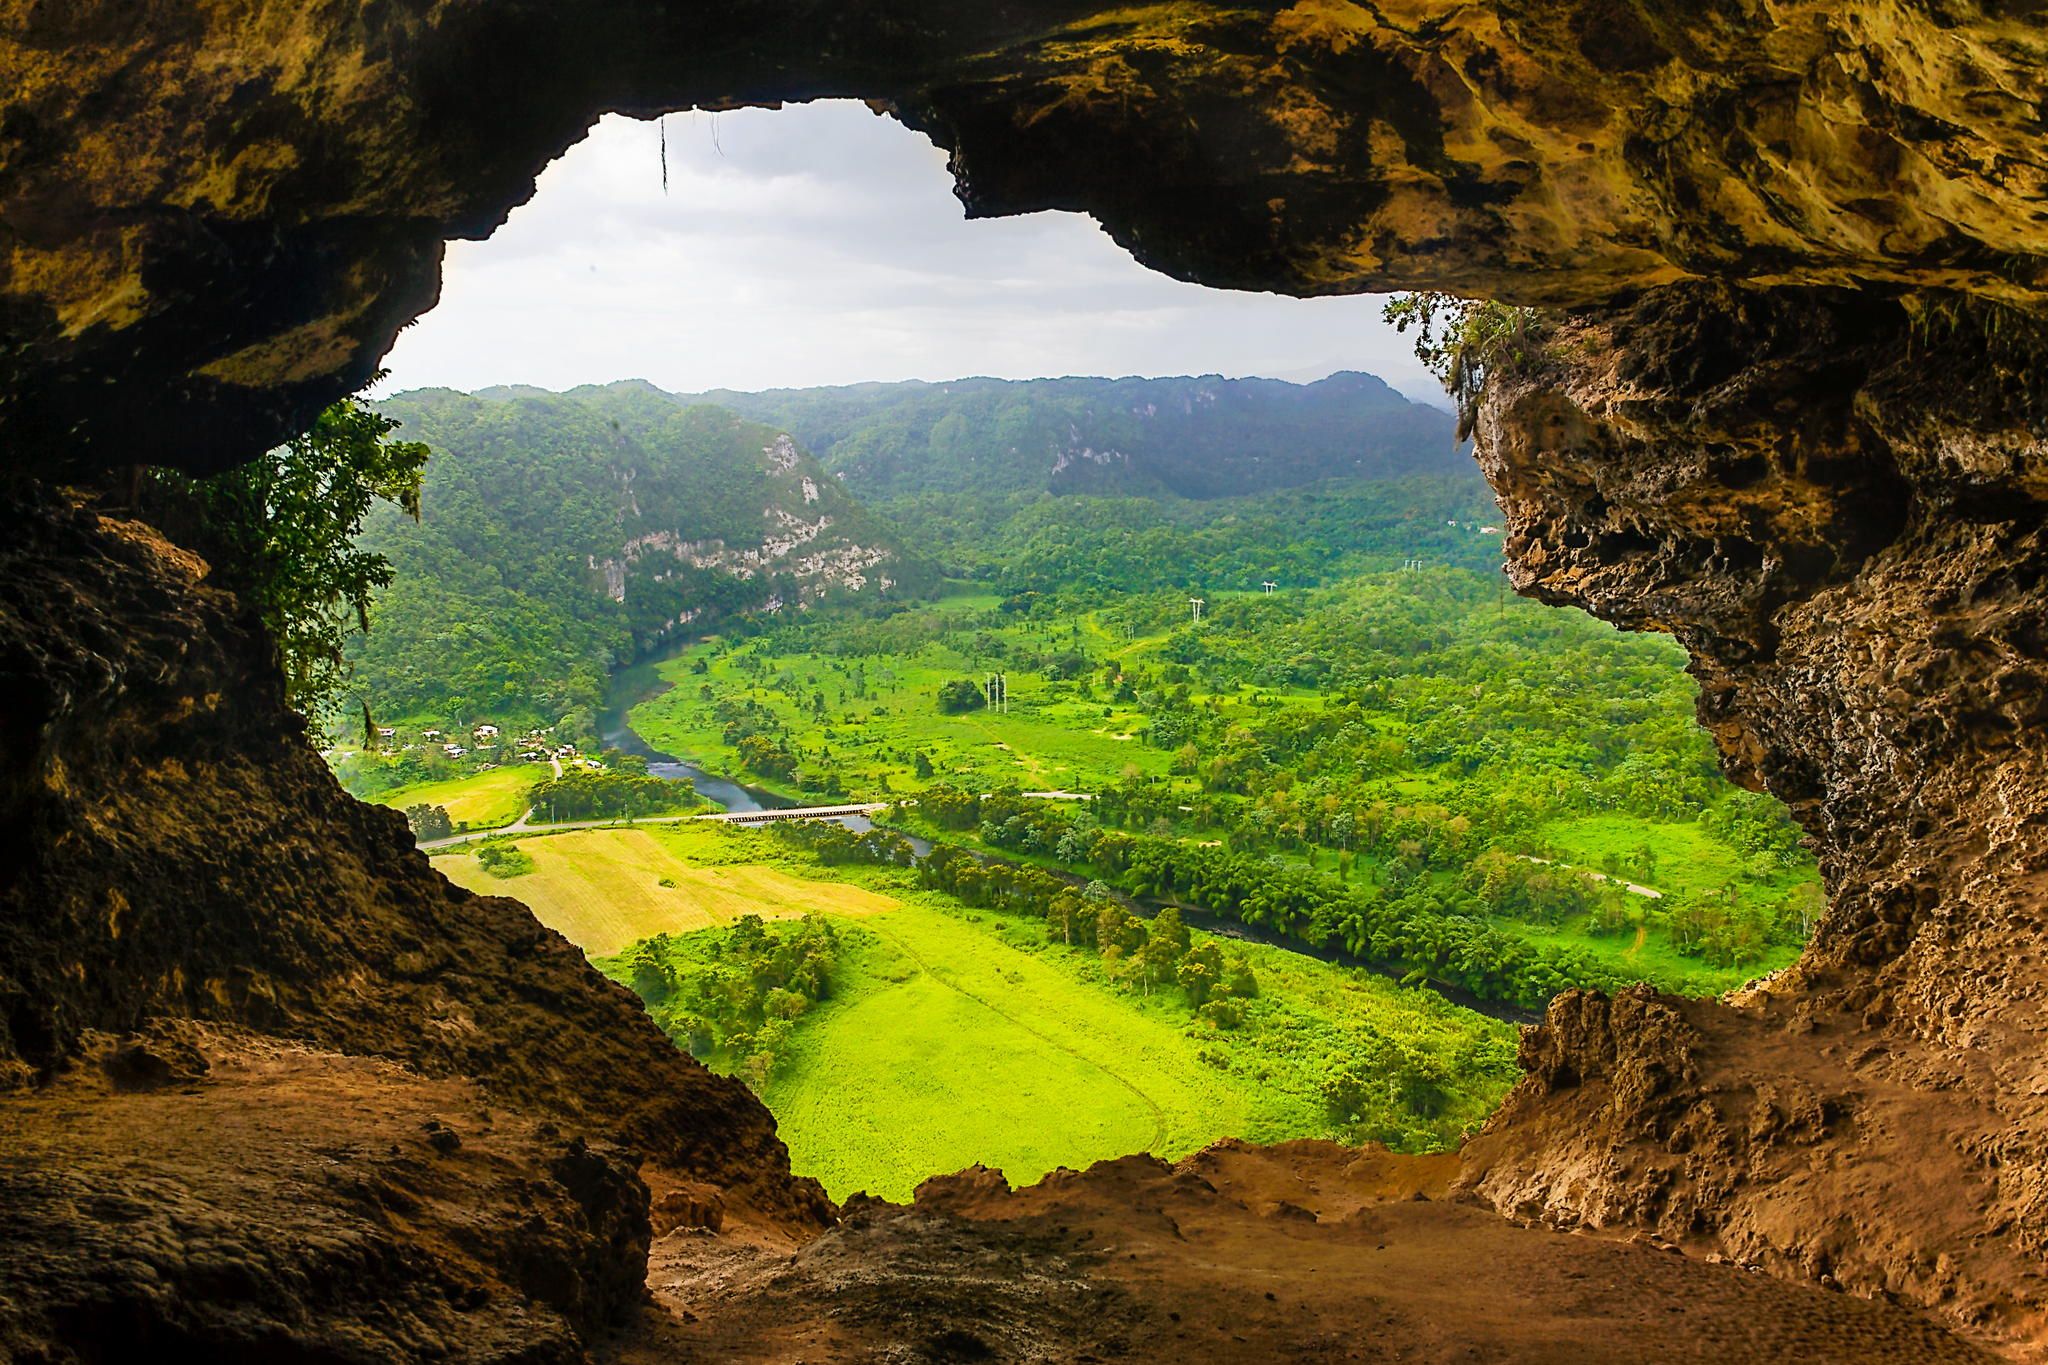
[599, 652, 794, 814]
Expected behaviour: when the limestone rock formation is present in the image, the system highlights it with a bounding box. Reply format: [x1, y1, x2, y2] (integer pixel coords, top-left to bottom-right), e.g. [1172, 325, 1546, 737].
[5, 0, 2048, 1359]
[1461, 286, 2048, 1345]
[632, 1142, 2004, 1362]
[0, 490, 828, 1357]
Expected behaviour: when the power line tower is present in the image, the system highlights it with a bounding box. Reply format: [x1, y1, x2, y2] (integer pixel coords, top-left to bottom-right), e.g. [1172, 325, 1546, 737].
[1188, 597, 1205, 624]
[985, 672, 1008, 713]
[1261, 581, 1277, 594]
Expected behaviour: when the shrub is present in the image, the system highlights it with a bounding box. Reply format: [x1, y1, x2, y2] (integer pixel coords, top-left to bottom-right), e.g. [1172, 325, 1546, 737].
[937, 678, 984, 713]
[476, 841, 536, 878]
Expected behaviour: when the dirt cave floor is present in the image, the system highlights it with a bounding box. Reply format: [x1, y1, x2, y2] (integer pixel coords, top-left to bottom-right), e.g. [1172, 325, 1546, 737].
[622, 1143, 1998, 1364]
[0, 1028, 2003, 1364]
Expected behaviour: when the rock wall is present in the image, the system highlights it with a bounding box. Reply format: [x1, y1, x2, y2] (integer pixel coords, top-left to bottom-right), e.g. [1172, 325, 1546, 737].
[7, 0, 2048, 1357]
[1459, 285, 2048, 1346]
[0, 487, 827, 1357]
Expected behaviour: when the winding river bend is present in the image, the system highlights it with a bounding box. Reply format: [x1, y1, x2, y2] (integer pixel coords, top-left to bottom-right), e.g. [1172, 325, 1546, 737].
[600, 652, 793, 814]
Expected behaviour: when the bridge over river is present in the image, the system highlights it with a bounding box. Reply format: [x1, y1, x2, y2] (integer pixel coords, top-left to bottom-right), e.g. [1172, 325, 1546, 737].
[416, 802, 888, 850]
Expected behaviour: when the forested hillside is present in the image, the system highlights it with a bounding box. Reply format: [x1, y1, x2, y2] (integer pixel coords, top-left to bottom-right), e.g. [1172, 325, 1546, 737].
[562, 372, 1462, 501]
[353, 376, 1476, 729]
[350, 386, 937, 727]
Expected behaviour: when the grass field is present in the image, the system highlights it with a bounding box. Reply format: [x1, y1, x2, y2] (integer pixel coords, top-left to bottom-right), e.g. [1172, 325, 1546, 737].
[1493, 914, 1799, 996]
[486, 823, 1515, 1201]
[373, 765, 542, 828]
[761, 905, 1258, 1198]
[626, 604, 1203, 797]
[643, 882, 1513, 1200]
[433, 826, 897, 955]
[1536, 814, 1794, 899]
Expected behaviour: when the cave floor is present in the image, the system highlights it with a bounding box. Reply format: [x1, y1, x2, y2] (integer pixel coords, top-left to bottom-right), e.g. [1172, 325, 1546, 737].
[627, 1142, 1999, 1364]
[0, 1029, 2009, 1363]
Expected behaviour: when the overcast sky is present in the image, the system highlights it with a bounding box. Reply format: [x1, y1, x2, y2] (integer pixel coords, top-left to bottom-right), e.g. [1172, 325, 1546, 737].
[379, 101, 1443, 404]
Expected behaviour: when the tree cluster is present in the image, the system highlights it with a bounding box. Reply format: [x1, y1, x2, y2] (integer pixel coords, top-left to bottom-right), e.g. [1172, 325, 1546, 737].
[615, 914, 841, 1088]
[771, 821, 919, 867]
[531, 765, 698, 821]
[917, 848, 1259, 1023]
[915, 789, 1625, 1009]
[404, 803, 454, 840]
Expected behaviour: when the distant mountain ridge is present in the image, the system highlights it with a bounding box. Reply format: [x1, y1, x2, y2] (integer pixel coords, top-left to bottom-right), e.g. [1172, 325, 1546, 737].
[350, 385, 934, 725]
[357, 370, 1470, 726]
[505, 372, 1463, 502]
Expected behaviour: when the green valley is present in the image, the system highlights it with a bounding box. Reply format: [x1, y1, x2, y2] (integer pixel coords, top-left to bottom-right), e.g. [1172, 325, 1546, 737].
[432, 821, 1516, 1201]
[340, 369, 1817, 1202]
[626, 571, 1817, 1001]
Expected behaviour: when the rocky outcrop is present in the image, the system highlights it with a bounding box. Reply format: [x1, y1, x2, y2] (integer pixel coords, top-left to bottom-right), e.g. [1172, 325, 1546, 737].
[1458, 285, 2048, 1348]
[5, 1, 2045, 478]
[1, 1034, 655, 1362]
[0, 488, 828, 1358]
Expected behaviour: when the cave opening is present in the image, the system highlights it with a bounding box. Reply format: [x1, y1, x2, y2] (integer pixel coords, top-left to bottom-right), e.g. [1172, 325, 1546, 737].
[8, 8, 2047, 1358]
[313, 100, 1828, 1207]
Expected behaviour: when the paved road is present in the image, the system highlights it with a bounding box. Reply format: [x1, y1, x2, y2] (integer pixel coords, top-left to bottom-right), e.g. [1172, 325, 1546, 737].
[417, 801, 887, 851]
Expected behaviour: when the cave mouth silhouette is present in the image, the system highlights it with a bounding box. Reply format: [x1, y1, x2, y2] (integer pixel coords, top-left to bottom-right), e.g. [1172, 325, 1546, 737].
[375, 103, 1440, 403]
[348, 101, 1825, 1204]
[7, 5, 2047, 1355]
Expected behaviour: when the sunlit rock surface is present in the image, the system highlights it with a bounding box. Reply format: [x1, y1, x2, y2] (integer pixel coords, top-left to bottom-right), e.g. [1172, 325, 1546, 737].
[4, 0, 2048, 1358]
[1462, 286, 2048, 1346]
[4, 0, 2045, 473]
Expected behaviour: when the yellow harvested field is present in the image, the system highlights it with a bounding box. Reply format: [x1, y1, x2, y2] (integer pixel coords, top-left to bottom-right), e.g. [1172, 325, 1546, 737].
[372, 766, 539, 828]
[432, 828, 896, 956]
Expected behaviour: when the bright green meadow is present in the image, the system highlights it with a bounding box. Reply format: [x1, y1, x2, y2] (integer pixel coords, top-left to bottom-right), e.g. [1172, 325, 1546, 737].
[459, 822, 1514, 1202]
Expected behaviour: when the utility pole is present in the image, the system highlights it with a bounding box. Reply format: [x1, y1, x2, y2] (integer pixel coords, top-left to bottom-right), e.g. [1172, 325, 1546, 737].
[1188, 597, 1205, 624]
[985, 672, 1008, 713]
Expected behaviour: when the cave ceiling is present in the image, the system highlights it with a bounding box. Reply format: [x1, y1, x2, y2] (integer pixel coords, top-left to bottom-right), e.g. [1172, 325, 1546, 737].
[3, 0, 2045, 476]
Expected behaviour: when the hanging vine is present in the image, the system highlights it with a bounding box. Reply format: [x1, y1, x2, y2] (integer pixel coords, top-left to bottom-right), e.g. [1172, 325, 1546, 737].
[1383, 294, 1548, 441]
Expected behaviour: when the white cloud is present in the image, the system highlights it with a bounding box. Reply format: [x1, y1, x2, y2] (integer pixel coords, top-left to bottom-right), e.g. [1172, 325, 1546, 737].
[380, 101, 1447, 404]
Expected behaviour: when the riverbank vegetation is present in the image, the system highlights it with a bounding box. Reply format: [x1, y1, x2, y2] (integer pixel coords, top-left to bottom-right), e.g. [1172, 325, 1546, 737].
[528, 756, 701, 820]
